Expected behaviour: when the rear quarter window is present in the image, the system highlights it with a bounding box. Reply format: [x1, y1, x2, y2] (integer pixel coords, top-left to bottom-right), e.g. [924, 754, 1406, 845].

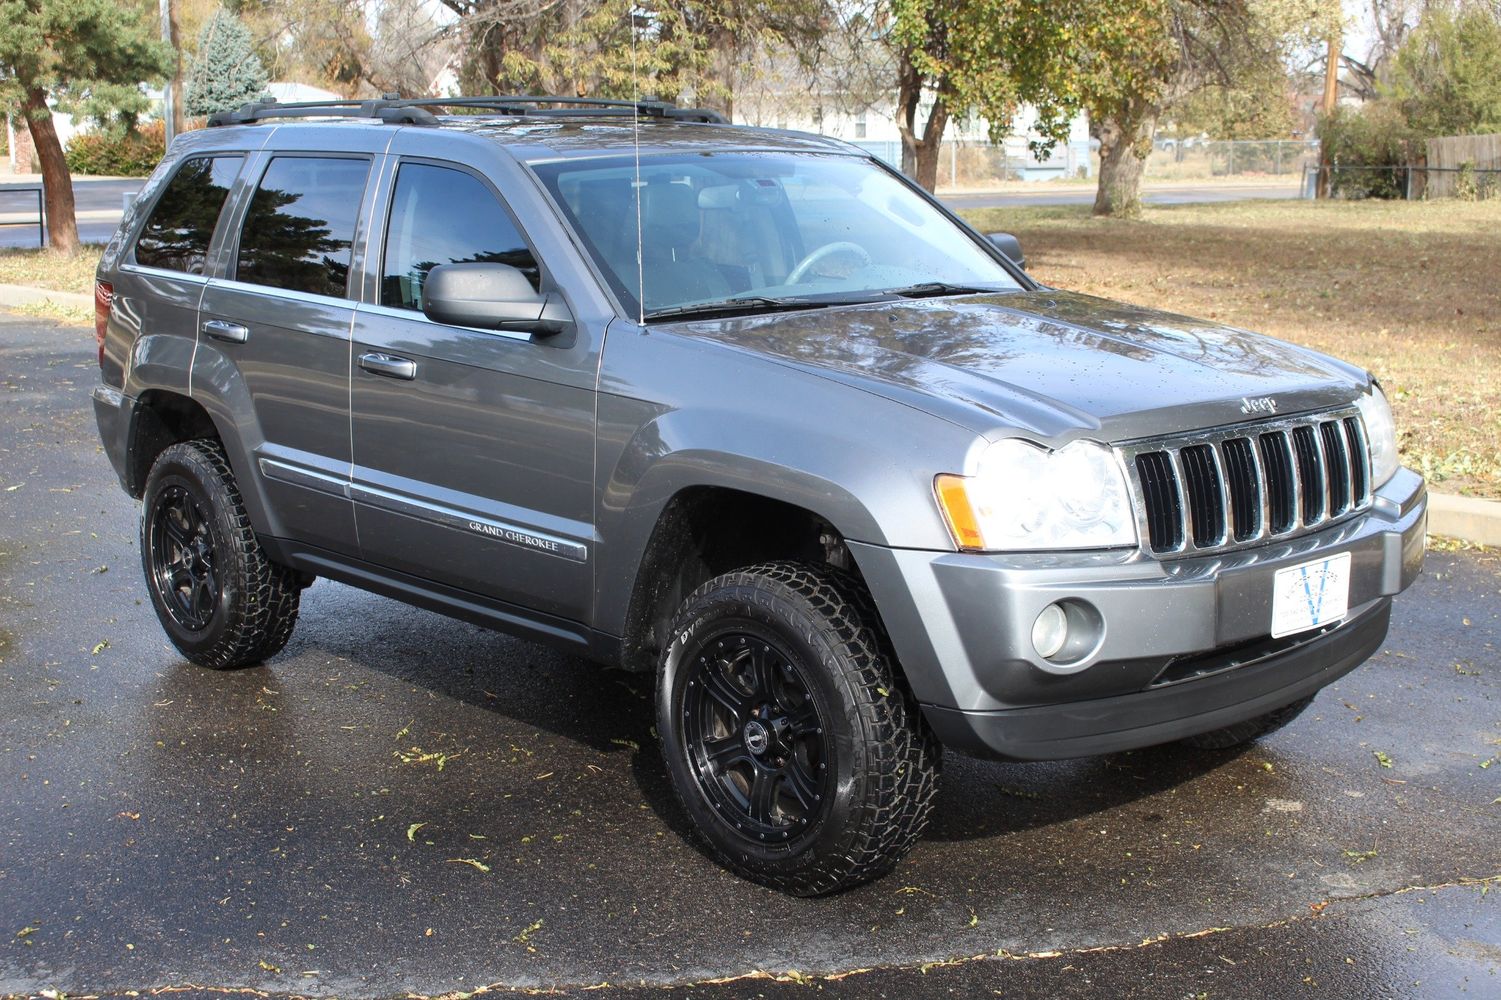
[133, 156, 243, 274]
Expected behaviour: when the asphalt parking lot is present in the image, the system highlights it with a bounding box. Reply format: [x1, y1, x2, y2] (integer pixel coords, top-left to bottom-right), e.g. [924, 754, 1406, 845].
[2, 312, 1498, 999]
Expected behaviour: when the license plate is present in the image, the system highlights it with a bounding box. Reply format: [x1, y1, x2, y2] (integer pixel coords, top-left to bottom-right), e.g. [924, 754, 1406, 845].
[1270, 552, 1352, 639]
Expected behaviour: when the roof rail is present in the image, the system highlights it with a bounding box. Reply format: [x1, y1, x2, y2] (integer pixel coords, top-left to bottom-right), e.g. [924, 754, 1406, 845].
[408, 96, 728, 124]
[207, 95, 728, 128]
[207, 98, 439, 127]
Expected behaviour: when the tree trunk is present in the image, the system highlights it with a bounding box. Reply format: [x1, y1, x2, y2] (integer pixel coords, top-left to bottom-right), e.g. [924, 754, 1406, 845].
[895, 54, 949, 192]
[1092, 113, 1153, 218]
[911, 135, 943, 191]
[702, 28, 737, 120]
[21, 85, 78, 254]
[169, 0, 185, 137]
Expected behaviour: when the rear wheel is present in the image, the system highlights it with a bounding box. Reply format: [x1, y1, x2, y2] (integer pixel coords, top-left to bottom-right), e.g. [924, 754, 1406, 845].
[657, 561, 940, 896]
[141, 439, 301, 669]
[1177, 695, 1315, 750]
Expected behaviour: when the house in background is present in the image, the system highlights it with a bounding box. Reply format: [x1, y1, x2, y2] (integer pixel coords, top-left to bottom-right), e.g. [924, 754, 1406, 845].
[732, 86, 1093, 184]
[261, 81, 344, 105]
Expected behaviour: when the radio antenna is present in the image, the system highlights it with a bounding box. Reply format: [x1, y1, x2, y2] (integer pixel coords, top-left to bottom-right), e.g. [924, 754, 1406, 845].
[629, 5, 645, 325]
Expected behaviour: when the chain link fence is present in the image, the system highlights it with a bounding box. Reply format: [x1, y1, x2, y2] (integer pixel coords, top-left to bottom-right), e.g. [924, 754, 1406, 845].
[852, 137, 1319, 188]
[849, 136, 1494, 199]
[850, 139, 1093, 187]
[1144, 139, 1320, 181]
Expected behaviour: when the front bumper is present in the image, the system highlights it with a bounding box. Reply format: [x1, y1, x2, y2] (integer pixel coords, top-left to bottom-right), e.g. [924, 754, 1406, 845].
[850, 467, 1427, 760]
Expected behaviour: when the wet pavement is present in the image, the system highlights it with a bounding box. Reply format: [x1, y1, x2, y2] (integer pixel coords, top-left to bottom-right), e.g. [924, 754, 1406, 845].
[1, 313, 1497, 999]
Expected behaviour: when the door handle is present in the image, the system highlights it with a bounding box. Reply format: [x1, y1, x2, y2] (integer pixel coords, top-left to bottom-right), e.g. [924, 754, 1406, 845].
[359, 352, 417, 380]
[203, 319, 249, 344]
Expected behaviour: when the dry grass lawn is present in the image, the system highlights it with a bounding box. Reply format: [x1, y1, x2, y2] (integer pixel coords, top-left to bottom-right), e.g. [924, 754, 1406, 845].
[961, 200, 1501, 498]
[0, 244, 103, 295]
[2, 201, 1497, 496]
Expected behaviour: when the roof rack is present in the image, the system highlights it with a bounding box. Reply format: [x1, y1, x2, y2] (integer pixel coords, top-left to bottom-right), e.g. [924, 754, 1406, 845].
[207, 95, 729, 128]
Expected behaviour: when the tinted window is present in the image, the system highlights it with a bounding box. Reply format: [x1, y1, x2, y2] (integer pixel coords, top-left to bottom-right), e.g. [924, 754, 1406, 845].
[134, 156, 242, 274]
[235, 156, 370, 297]
[381, 162, 538, 311]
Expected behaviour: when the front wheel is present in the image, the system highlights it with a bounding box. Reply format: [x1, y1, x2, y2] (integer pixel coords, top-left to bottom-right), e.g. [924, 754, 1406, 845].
[657, 562, 940, 896]
[140, 439, 301, 669]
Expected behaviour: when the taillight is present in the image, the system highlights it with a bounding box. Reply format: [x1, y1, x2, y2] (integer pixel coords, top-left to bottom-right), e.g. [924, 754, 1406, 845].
[94, 280, 113, 367]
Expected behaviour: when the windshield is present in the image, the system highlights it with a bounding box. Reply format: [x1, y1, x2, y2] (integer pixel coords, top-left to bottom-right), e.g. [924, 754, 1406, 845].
[531, 151, 1023, 320]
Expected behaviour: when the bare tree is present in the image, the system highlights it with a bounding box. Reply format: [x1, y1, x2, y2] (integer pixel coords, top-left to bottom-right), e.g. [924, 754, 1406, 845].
[1342, 0, 1427, 100]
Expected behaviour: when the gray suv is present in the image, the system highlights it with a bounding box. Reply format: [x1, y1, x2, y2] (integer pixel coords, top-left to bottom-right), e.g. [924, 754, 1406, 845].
[91, 96, 1427, 896]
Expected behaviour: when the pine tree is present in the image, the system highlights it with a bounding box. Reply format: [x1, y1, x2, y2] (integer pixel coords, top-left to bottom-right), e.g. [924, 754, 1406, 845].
[185, 9, 269, 117]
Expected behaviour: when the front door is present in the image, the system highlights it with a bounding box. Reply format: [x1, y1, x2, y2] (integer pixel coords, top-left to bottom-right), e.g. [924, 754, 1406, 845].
[197, 153, 372, 554]
[349, 159, 596, 624]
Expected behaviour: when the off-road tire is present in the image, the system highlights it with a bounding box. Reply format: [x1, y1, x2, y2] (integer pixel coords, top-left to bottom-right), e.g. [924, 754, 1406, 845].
[1177, 694, 1316, 750]
[140, 439, 301, 669]
[657, 561, 941, 896]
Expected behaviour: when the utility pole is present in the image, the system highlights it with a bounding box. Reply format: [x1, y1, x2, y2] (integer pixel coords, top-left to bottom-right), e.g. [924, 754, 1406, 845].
[159, 0, 178, 146]
[1317, 28, 1340, 198]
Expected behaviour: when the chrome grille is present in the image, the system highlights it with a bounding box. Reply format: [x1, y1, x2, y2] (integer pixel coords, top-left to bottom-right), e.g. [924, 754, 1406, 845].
[1122, 408, 1372, 557]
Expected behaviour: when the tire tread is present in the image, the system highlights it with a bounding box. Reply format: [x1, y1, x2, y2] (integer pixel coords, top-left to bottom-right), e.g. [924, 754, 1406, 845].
[661, 560, 940, 896]
[143, 439, 300, 669]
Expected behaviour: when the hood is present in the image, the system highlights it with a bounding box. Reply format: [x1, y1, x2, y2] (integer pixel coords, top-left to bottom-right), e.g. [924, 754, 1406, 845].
[667, 290, 1369, 442]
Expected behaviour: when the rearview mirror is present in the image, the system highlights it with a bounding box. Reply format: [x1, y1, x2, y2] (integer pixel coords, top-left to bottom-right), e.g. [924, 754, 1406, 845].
[422, 263, 572, 336]
[986, 232, 1025, 270]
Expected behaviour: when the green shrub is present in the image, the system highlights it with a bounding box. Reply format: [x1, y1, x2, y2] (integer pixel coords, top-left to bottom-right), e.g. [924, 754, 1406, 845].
[65, 120, 165, 176]
[1390, 7, 1501, 138]
[1317, 104, 1422, 200]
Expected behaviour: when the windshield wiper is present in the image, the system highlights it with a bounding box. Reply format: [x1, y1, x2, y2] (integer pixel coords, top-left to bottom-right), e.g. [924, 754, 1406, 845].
[881, 281, 1004, 299]
[642, 295, 834, 323]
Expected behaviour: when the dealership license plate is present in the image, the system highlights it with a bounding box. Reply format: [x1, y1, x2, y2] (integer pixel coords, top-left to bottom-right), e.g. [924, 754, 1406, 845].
[1270, 552, 1352, 639]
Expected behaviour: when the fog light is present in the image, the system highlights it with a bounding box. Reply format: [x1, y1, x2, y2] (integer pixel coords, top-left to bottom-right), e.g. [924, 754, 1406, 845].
[1032, 603, 1069, 660]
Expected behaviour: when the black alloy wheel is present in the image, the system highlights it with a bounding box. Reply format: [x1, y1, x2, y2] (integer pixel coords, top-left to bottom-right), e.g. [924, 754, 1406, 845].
[148, 485, 219, 631]
[680, 627, 832, 845]
[657, 561, 941, 896]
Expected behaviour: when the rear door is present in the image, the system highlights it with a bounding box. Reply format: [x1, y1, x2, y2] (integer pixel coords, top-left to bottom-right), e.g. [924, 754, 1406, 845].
[348, 154, 596, 624]
[197, 146, 377, 554]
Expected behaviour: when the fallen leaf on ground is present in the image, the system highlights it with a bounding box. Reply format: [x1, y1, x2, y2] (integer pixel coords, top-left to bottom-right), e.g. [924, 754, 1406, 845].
[447, 858, 491, 873]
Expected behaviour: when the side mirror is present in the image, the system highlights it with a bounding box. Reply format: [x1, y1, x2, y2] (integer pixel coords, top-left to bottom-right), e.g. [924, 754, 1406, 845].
[986, 232, 1025, 270]
[421, 262, 572, 336]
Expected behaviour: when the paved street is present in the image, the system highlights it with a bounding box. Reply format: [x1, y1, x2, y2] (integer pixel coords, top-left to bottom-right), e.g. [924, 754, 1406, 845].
[1, 312, 1497, 999]
[0, 177, 1302, 250]
[0, 179, 143, 250]
[942, 181, 1302, 210]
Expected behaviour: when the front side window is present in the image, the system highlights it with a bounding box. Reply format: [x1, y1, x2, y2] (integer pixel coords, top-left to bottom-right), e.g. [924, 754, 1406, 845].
[235, 156, 370, 297]
[380, 162, 538, 311]
[134, 156, 242, 274]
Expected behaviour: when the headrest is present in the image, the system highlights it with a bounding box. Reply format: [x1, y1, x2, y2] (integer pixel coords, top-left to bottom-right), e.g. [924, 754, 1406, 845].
[640, 182, 701, 251]
[698, 184, 738, 210]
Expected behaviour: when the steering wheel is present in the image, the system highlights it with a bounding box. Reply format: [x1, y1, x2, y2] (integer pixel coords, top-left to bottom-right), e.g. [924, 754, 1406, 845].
[786, 241, 873, 284]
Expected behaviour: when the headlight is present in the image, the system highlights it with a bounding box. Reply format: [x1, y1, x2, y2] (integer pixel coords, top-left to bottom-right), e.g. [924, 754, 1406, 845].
[1355, 385, 1399, 487]
[935, 439, 1138, 551]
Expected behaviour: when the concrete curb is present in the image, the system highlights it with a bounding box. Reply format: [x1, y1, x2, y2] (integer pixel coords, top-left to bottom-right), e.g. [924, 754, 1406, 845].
[0, 281, 1495, 547]
[1427, 492, 1501, 548]
[0, 281, 93, 311]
